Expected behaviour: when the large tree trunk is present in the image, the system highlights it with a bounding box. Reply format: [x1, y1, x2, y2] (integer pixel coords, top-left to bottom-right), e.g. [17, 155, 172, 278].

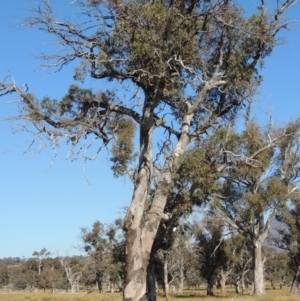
[123, 177, 152, 301]
[290, 265, 300, 295]
[123, 188, 167, 301]
[123, 98, 156, 301]
[252, 240, 265, 296]
[123, 97, 192, 300]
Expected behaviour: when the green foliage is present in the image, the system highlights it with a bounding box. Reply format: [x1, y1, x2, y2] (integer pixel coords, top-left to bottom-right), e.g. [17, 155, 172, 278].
[80, 220, 125, 291]
[60, 85, 94, 117]
[0, 266, 9, 287]
[110, 118, 137, 177]
[13, 278, 28, 290]
[275, 196, 300, 273]
[264, 248, 292, 286]
[195, 219, 226, 290]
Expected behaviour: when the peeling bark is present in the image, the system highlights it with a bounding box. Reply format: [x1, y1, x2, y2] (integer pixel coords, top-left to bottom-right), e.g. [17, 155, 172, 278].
[123, 109, 191, 301]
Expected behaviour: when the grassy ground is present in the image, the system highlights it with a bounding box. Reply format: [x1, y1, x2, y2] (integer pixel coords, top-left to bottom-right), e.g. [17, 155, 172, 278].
[0, 287, 299, 301]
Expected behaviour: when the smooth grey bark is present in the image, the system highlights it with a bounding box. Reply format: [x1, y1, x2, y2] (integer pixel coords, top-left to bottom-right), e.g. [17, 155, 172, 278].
[252, 240, 265, 296]
[123, 108, 192, 301]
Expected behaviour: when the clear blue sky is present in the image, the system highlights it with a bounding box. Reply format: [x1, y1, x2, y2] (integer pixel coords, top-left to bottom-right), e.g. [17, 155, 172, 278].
[0, 1, 299, 259]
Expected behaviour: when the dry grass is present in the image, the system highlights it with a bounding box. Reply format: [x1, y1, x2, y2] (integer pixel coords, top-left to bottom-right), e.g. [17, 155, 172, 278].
[0, 287, 299, 301]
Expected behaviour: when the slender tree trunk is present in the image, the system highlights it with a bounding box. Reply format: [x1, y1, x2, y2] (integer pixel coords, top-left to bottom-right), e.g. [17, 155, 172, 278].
[252, 240, 265, 296]
[219, 278, 226, 294]
[218, 268, 231, 294]
[178, 262, 184, 295]
[270, 279, 274, 289]
[117, 274, 123, 292]
[96, 271, 102, 293]
[163, 253, 170, 301]
[235, 276, 240, 294]
[290, 265, 300, 295]
[241, 275, 245, 294]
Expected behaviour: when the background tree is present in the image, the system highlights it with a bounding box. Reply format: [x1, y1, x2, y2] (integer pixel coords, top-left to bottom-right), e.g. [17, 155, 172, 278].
[1, 1, 299, 300]
[38, 257, 68, 293]
[211, 120, 300, 295]
[157, 222, 196, 297]
[0, 266, 9, 289]
[274, 196, 300, 295]
[264, 247, 292, 290]
[233, 239, 252, 294]
[80, 221, 110, 293]
[59, 255, 86, 293]
[13, 278, 28, 291]
[80, 219, 124, 293]
[32, 248, 51, 276]
[215, 233, 245, 294]
[24, 258, 39, 291]
[195, 217, 227, 296]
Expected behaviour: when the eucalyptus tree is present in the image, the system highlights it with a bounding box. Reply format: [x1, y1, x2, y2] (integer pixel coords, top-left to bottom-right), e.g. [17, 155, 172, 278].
[59, 256, 86, 294]
[0, 0, 298, 300]
[194, 216, 244, 296]
[32, 248, 51, 276]
[80, 220, 124, 293]
[234, 239, 252, 294]
[211, 120, 300, 295]
[274, 196, 300, 295]
[0, 266, 9, 289]
[81, 221, 111, 293]
[264, 247, 292, 290]
[195, 218, 226, 296]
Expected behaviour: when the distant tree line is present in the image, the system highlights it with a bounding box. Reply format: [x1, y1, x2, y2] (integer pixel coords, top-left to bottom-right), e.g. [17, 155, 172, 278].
[1, 209, 300, 296]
